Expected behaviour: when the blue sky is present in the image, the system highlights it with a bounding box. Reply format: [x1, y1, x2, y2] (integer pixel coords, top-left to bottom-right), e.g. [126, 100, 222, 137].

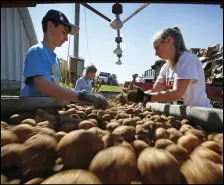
[28, 3, 223, 83]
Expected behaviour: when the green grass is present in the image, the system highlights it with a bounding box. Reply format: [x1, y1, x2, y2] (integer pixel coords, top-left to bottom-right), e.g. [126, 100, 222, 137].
[97, 85, 122, 92]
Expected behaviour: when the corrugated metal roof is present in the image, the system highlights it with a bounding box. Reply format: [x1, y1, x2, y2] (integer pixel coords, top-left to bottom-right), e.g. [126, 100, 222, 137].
[1, 8, 37, 85]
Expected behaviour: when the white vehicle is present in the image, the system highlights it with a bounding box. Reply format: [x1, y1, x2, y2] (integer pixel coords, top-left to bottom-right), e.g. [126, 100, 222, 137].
[98, 72, 110, 84]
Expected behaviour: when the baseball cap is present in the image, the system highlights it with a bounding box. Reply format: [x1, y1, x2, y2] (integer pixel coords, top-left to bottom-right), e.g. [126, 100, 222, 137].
[42, 9, 79, 35]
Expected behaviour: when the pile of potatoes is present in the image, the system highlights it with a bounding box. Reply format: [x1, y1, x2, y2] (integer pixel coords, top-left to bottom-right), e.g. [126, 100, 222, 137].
[1, 97, 223, 184]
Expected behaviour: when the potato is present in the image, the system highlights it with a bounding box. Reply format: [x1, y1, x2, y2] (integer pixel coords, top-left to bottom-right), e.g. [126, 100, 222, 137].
[181, 158, 223, 184]
[36, 127, 56, 137]
[36, 121, 51, 128]
[87, 127, 109, 138]
[1, 174, 8, 184]
[167, 116, 175, 121]
[21, 134, 58, 175]
[150, 115, 166, 122]
[57, 130, 104, 169]
[136, 124, 152, 139]
[142, 111, 151, 117]
[133, 109, 142, 116]
[177, 135, 202, 153]
[122, 118, 136, 127]
[12, 124, 36, 143]
[1, 121, 8, 128]
[85, 107, 94, 115]
[102, 114, 111, 122]
[117, 118, 124, 124]
[100, 135, 133, 151]
[7, 179, 21, 184]
[106, 121, 121, 132]
[1, 143, 23, 171]
[136, 134, 152, 146]
[116, 113, 130, 120]
[166, 128, 183, 143]
[89, 146, 137, 184]
[41, 169, 102, 184]
[180, 119, 191, 125]
[58, 110, 67, 115]
[87, 113, 98, 120]
[54, 131, 67, 142]
[136, 120, 144, 125]
[137, 148, 182, 184]
[59, 116, 80, 133]
[213, 133, 223, 144]
[201, 141, 222, 154]
[132, 116, 141, 122]
[76, 111, 87, 119]
[112, 126, 136, 142]
[102, 134, 125, 148]
[97, 110, 105, 118]
[179, 124, 194, 134]
[78, 120, 96, 130]
[131, 140, 148, 157]
[145, 111, 156, 118]
[1, 131, 19, 147]
[153, 127, 169, 142]
[155, 139, 174, 149]
[184, 128, 206, 141]
[165, 144, 189, 165]
[9, 113, 33, 125]
[190, 146, 222, 163]
[25, 178, 45, 184]
[162, 122, 172, 129]
[126, 108, 134, 114]
[20, 119, 36, 127]
[66, 108, 77, 116]
[71, 114, 80, 119]
[105, 109, 116, 118]
[88, 119, 98, 127]
[35, 109, 57, 130]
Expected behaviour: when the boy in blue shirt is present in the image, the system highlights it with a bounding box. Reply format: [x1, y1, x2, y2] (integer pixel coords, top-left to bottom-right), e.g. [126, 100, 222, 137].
[74, 65, 97, 95]
[20, 9, 108, 108]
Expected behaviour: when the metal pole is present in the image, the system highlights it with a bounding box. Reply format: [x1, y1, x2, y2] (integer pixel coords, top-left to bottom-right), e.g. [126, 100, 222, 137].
[70, 3, 80, 83]
[81, 3, 111, 22]
[74, 3, 80, 57]
[123, 3, 150, 24]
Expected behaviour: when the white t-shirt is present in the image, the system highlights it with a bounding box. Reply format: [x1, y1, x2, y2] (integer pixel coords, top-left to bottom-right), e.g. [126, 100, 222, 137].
[156, 51, 212, 108]
[74, 77, 93, 95]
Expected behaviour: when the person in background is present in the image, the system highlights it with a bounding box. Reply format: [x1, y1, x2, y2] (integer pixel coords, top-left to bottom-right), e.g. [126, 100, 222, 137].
[127, 26, 212, 108]
[20, 9, 106, 108]
[74, 65, 97, 95]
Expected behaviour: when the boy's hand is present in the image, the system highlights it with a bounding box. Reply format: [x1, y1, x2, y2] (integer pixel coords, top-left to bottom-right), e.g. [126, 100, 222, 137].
[78, 92, 108, 109]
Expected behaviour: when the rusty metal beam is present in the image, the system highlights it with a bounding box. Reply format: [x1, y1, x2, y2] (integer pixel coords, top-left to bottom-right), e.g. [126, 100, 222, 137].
[81, 3, 111, 22]
[1, 1, 221, 8]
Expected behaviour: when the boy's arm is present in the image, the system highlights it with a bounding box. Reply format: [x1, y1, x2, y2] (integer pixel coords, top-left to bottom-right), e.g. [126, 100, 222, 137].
[33, 76, 79, 102]
[74, 78, 83, 92]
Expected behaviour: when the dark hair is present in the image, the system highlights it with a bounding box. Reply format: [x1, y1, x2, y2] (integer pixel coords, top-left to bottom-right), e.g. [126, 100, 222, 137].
[42, 19, 70, 33]
[85, 65, 97, 75]
[153, 27, 188, 67]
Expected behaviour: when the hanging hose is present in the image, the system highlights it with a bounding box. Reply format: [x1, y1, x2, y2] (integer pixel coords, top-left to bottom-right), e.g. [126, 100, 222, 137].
[84, 6, 91, 63]
[65, 5, 74, 85]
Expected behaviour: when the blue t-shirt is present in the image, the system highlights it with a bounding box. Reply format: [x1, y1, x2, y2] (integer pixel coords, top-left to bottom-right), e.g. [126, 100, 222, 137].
[20, 42, 62, 97]
[74, 77, 93, 95]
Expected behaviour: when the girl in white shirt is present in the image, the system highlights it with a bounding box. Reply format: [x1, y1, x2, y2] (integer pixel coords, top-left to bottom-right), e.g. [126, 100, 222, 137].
[128, 27, 212, 108]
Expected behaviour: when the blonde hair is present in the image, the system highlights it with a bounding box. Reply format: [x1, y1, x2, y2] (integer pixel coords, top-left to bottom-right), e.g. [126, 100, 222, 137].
[153, 27, 188, 67]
